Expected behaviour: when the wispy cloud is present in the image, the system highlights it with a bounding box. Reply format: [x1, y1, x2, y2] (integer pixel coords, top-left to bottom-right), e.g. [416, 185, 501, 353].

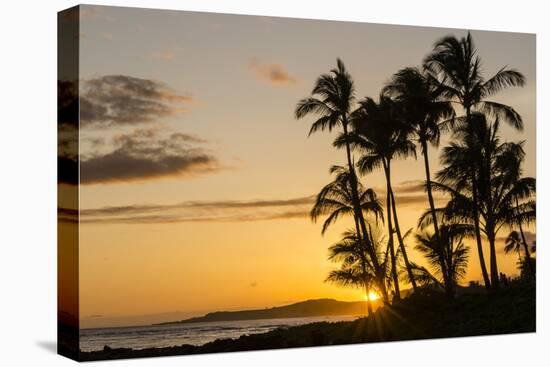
[150, 51, 175, 61]
[248, 58, 297, 86]
[79, 5, 116, 22]
[373, 180, 449, 207]
[100, 32, 113, 40]
[80, 195, 315, 224]
[80, 128, 222, 184]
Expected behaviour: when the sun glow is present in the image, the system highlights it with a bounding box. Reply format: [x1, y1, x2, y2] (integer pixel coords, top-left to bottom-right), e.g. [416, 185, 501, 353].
[364, 291, 380, 302]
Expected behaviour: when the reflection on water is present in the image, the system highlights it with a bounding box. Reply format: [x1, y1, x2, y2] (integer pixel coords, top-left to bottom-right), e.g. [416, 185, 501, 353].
[80, 315, 357, 351]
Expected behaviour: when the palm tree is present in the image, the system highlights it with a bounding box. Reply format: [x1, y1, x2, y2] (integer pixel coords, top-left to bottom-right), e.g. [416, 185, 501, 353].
[326, 229, 378, 314]
[502, 143, 537, 281]
[296, 59, 388, 300]
[383, 66, 455, 295]
[340, 95, 417, 299]
[428, 115, 535, 288]
[504, 231, 523, 263]
[311, 166, 382, 235]
[413, 224, 471, 297]
[326, 223, 393, 311]
[424, 31, 526, 289]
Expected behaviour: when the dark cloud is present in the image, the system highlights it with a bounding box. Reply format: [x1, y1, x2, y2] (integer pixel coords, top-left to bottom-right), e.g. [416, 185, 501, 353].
[80, 129, 221, 184]
[58, 80, 79, 130]
[58, 207, 78, 223]
[58, 157, 78, 186]
[248, 58, 297, 86]
[80, 75, 192, 127]
[58, 81, 79, 185]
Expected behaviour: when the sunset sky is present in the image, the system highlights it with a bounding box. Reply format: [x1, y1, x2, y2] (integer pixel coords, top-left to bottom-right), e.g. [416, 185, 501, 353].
[70, 5, 535, 328]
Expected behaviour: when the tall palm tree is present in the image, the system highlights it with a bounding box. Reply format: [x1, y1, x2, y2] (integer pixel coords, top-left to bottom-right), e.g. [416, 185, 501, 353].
[413, 224, 471, 297]
[383, 66, 455, 295]
[514, 202, 535, 280]
[340, 95, 417, 299]
[296, 59, 388, 300]
[424, 31, 526, 289]
[428, 115, 535, 287]
[502, 140, 537, 281]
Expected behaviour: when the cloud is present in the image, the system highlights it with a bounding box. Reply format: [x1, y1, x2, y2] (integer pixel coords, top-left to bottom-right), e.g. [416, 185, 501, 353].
[79, 6, 115, 21]
[80, 129, 221, 184]
[150, 51, 175, 60]
[372, 180, 449, 207]
[81, 209, 311, 225]
[79, 195, 314, 224]
[80, 75, 193, 127]
[248, 58, 297, 86]
[393, 180, 426, 194]
[83, 196, 315, 216]
[58, 208, 78, 223]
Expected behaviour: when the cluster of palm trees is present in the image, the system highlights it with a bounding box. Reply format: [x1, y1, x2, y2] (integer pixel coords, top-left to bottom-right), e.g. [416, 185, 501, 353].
[296, 32, 535, 303]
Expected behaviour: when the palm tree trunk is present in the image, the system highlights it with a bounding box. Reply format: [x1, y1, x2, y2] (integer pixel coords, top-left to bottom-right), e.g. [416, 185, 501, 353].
[482, 143, 500, 289]
[487, 225, 499, 287]
[516, 198, 535, 280]
[466, 107, 491, 290]
[383, 160, 400, 301]
[472, 177, 492, 290]
[444, 243, 455, 298]
[364, 281, 374, 315]
[519, 229, 535, 280]
[420, 140, 453, 297]
[389, 180, 417, 291]
[342, 121, 389, 303]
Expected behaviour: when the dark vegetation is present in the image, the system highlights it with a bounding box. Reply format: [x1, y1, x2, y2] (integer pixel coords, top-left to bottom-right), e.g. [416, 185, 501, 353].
[79, 285, 534, 361]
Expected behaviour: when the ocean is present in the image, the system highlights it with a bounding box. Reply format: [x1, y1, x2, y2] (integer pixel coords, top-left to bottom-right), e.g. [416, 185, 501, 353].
[79, 315, 358, 352]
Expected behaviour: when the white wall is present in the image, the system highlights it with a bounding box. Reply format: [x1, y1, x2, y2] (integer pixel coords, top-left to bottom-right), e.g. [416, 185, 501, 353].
[0, 0, 547, 366]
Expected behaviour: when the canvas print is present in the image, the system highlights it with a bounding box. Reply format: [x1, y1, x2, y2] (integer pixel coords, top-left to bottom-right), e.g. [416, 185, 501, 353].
[58, 5, 536, 362]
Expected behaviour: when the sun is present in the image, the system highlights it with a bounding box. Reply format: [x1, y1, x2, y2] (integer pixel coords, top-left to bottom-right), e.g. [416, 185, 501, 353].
[364, 291, 380, 302]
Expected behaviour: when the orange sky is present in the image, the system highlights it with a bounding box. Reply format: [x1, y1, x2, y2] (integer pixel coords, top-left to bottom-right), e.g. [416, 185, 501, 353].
[67, 5, 536, 328]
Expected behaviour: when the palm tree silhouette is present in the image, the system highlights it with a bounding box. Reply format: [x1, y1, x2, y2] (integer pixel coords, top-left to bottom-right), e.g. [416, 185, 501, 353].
[427, 114, 535, 288]
[340, 95, 417, 299]
[311, 166, 382, 235]
[296, 59, 389, 302]
[413, 224, 471, 296]
[504, 231, 523, 263]
[326, 228, 381, 314]
[383, 66, 455, 295]
[424, 32, 526, 288]
[503, 142, 536, 281]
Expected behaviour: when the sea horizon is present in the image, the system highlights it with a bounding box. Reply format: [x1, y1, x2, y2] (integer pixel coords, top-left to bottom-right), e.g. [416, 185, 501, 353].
[80, 315, 359, 352]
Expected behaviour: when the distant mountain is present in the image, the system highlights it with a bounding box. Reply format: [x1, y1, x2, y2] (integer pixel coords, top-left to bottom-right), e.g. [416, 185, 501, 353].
[156, 298, 377, 325]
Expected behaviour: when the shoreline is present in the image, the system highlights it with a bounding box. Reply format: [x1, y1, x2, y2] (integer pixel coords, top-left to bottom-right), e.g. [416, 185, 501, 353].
[77, 286, 535, 361]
